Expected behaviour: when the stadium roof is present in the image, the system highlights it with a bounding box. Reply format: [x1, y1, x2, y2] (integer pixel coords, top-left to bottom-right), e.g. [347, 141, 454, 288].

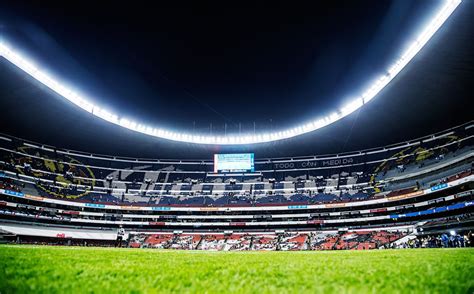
[0, 0, 472, 157]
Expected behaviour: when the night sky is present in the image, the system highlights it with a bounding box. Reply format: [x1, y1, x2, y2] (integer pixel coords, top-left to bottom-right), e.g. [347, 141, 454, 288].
[0, 0, 472, 159]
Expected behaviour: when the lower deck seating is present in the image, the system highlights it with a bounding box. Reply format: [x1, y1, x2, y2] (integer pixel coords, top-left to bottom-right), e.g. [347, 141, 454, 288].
[128, 231, 404, 251]
[310, 231, 406, 250]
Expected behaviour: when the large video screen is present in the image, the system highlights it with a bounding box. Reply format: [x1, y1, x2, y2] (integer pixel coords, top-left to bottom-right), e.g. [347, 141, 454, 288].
[213, 153, 255, 173]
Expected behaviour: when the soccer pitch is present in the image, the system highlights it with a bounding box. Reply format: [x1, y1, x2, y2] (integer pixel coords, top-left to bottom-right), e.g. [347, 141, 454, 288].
[0, 246, 473, 293]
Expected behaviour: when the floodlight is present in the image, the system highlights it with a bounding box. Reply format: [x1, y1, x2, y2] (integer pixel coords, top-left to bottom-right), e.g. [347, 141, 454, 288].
[0, 0, 461, 145]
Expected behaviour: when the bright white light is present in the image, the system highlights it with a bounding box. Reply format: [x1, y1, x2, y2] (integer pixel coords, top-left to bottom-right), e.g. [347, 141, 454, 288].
[0, 0, 462, 145]
[450, 230, 456, 236]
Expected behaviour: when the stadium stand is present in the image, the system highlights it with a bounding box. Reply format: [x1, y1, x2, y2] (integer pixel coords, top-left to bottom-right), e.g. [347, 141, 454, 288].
[0, 122, 473, 250]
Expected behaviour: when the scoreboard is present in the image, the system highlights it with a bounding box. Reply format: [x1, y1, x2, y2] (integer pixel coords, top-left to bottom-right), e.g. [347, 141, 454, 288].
[213, 153, 255, 173]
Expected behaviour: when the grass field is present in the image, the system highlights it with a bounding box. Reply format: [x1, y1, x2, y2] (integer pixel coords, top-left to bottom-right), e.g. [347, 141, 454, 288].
[0, 246, 473, 293]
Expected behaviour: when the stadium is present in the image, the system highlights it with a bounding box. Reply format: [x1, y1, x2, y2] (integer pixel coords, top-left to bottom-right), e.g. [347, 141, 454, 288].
[0, 0, 473, 293]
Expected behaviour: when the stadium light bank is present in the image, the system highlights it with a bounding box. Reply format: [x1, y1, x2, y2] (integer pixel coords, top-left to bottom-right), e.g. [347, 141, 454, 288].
[0, 0, 462, 145]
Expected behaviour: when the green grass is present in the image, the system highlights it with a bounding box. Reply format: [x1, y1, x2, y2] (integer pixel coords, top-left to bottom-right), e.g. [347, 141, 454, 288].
[0, 246, 473, 293]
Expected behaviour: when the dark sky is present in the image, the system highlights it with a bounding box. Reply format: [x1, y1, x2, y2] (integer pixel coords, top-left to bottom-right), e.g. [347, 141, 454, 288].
[0, 0, 472, 159]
